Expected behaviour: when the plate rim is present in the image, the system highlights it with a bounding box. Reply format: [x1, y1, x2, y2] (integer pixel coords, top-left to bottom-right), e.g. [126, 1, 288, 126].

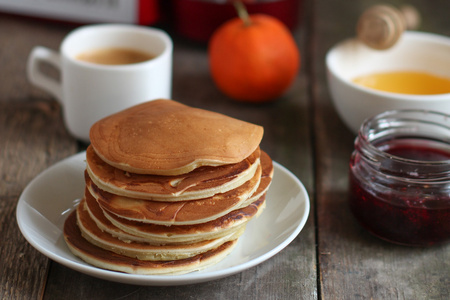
[16, 151, 310, 286]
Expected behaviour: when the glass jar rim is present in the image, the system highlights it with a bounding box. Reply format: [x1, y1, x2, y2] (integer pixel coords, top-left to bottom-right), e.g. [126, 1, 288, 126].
[356, 109, 450, 180]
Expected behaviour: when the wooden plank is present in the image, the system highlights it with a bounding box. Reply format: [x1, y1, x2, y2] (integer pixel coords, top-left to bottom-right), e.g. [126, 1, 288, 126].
[0, 15, 72, 103]
[0, 15, 78, 299]
[0, 101, 78, 300]
[313, 0, 450, 299]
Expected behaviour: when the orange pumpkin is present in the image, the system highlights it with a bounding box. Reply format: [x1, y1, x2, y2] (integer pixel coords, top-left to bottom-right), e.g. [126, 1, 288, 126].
[208, 4, 300, 102]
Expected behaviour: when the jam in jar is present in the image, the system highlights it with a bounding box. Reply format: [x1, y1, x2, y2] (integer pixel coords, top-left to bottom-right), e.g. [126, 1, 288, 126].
[349, 110, 450, 246]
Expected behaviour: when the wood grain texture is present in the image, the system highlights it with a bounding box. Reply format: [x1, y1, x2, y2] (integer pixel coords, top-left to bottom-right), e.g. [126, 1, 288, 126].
[0, 15, 78, 300]
[0, 101, 78, 300]
[313, 0, 450, 299]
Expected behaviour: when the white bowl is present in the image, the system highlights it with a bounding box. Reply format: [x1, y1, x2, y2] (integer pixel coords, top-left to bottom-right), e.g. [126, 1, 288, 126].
[326, 31, 450, 134]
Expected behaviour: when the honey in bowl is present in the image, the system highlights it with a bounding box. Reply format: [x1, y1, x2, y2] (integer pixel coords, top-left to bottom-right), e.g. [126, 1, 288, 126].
[353, 71, 450, 95]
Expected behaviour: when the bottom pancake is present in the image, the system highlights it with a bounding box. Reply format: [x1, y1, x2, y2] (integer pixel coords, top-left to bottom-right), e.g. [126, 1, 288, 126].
[77, 198, 245, 261]
[64, 210, 238, 275]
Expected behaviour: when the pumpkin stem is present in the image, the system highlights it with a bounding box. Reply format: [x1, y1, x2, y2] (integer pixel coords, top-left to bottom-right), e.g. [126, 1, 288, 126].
[233, 1, 252, 27]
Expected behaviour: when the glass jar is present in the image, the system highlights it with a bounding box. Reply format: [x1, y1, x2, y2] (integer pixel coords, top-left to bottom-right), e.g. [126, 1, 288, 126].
[349, 110, 450, 246]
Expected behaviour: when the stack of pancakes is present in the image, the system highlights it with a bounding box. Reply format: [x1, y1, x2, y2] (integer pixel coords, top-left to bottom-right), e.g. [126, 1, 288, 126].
[63, 99, 273, 275]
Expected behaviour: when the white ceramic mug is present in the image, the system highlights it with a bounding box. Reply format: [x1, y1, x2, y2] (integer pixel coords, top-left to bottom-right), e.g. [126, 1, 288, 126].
[27, 24, 173, 142]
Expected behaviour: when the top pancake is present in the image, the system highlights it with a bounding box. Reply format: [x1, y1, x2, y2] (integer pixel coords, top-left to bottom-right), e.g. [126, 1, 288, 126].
[89, 99, 264, 175]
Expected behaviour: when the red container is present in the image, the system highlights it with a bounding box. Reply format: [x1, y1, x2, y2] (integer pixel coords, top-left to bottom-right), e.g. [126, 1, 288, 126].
[171, 0, 302, 42]
[349, 110, 450, 247]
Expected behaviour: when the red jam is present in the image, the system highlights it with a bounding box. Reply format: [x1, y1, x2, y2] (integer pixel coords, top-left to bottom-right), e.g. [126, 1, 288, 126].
[350, 139, 450, 246]
[349, 111, 450, 247]
[379, 138, 450, 161]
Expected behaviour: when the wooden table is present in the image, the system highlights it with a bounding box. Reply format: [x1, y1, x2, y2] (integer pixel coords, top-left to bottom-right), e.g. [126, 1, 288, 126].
[1, 0, 449, 299]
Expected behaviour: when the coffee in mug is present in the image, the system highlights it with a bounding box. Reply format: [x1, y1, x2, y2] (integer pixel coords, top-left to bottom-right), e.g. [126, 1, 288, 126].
[27, 24, 173, 142]
[76, 48, 156, 65]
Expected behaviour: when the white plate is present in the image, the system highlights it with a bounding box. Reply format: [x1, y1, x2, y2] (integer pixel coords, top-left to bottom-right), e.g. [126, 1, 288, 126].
[16, 151, 310, 286]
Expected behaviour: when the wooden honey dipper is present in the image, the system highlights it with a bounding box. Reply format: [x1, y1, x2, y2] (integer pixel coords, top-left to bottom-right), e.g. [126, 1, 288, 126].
[356, 4, 421, 50]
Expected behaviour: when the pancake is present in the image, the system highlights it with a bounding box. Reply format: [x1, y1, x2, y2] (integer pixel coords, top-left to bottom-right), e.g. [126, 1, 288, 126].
[101, 194, 266, 245]
[84, 188, 152, 244]
[86, 145, 260, 201]
[231, 151, 273, 209]
[89, 99, 264, 176]
[64, 210, 238, 275]
[76, 198, 244, 261]
[64, 99, 273, 275]
[88, 151, 272, 226]
[87, 163, 261, 226]
[83, 188, 257, 245]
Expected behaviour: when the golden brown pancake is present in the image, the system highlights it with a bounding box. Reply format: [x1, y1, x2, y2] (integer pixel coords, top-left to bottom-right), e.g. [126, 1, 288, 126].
[101, 194, 266, 245]
[83, 188, 257, 246]
[87, 151, 272, 226]
[232, 151, 273, 208]
[63, 99, 273, 275]
[84, 189, 151, 244]
[89, 99, 264, 175]
[64, 210, 238, 275]
[76, 198, 244, 261]
[86, 145, 260, 201]
[86, 163, 261, 226]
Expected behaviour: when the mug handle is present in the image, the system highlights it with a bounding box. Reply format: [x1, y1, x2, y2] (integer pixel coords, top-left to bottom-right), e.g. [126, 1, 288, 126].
[27, 46, 63, 103]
